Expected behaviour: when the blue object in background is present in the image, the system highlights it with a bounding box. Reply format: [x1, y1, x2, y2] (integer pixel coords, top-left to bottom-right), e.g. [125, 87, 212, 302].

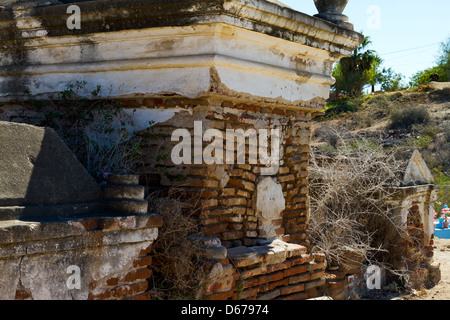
[435, 228, 450, 239]
[435, 218, 450, 239]
[436, 218, 443, 229]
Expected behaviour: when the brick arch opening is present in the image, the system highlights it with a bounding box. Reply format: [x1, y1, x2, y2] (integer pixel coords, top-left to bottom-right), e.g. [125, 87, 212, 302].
[407, 205, 424, 248]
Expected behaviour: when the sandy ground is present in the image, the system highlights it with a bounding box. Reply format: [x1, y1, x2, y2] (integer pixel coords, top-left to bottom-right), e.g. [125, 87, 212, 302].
[359, 238, 450, 300]
[407, 238, 450, 300]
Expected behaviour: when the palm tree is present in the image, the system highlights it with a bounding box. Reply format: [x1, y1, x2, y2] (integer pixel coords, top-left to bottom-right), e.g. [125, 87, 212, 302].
[332, 36, 381, 97]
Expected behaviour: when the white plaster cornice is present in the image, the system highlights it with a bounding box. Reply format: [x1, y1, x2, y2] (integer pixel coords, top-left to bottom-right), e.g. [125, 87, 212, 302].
[0, 0, 363, 108]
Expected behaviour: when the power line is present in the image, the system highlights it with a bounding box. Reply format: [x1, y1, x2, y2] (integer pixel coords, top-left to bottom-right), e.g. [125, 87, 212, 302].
[392, 61, 433, 67]
[383, 48, 438, 61]
[380, 43, 440, 56]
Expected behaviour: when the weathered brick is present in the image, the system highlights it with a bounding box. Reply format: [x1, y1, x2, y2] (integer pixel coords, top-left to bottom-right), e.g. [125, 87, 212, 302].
[229, 169, 256, 182]
[235, 164, 252, 171]
[285, 243, 308, 258]
[126, 291, 152, 300]
[261, 107, 272, 114]
[221, 188, 236, 197]
[221, 231, 244, 241]
[277, 291, 309, 300]
[288, 195, 307, 205]
[88, 289, 113, 300]
[239, 287, 258, 299]
[288, 232, 308, 241]
[244, 222, 258, 230]
[310, 270, 325, 281]
[228, 246, 262, 267]
[198, 199, 219, 208]
[221, 101, 234, 109]
[123, 268, 152, 283]
[228, 223, 244, 231]
[267, 271, 284, 283]
[327, 287, 346, 300]
[243, 238, 258, 246]
[267, 260, 292, 273]
[199, 189, 221, 198]
[288, 272, 311, 284]
[111, 281, 148, 298]
[200, 216, 219, 226]
[203, 290, 234, 300]
[183, 178, 219, 188]
[304, 278, 326, 290]
[15, 289, 32, 300]
[327, 278, 348, 290]
[204, 281, 225, 294]
[283, 264, 308, 277]
[133, 255, 152, 268]
[227, 179, 255, 192]
[244, 231, 258, 238]
[267, 278, 289, 291]
[272, 108, 285, 116]
[278, 166, 290, 174]
[313, 252, 326, 263]
[287, 187, 300, 197]
[291, 254, 313, 265]
[281, 209, 306, 218]
[106, 277, 119, 287]
[145, 214, 164, 227]
[271, 219, 283, 227]
[257, 288, 281, 300]
[324, 270, 346, 281]
[280, 283, 305, 296]
[236, 189, 251, 198]
[139, 244, 153, 256]
[284, 223, 307, 233]
[241, 266, 268, 279]
[219, 197, 247, 207]
[243, 275, 268, 289]
[278, 174, 295, 183]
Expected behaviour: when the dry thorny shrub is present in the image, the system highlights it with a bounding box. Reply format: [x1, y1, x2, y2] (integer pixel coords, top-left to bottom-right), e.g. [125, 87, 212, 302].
[148, 189, 208, 300]
[308, 131, 416, 283]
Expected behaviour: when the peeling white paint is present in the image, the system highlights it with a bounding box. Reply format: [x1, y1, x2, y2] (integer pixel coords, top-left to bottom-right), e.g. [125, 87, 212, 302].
[255, 177, 285, 239]
[0, 23, 350, 104]
[121, 108, 190, 135]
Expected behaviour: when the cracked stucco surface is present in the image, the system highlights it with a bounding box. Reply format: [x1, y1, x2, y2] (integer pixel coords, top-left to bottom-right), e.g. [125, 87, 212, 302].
[0, 218, 158, 300]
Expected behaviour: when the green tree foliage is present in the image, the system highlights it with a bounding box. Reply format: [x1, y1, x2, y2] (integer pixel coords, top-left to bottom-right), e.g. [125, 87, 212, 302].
[437, 36, 450, 79]
[409, 66, 448, 87]
[332, 36, 381, 97]
[376, 67, 407, 92]
[410, 36, 450, 87]
[434, 171, 450, 217]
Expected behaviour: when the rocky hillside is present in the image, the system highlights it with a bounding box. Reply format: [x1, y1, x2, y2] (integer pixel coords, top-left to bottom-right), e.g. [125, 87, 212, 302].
[311, 82, 450, 174]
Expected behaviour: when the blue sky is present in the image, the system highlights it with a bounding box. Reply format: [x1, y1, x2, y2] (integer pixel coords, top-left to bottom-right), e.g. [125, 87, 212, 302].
[281, 0, 450, 84]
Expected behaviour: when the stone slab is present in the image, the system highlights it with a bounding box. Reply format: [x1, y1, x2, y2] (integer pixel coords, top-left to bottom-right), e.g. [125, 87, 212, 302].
[0, 121, 101, 218]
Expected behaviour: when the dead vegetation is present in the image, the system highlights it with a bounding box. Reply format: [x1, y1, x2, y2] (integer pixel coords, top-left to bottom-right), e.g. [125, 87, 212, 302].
[308, 133, 415, 285]
[147, 189, 208, 300]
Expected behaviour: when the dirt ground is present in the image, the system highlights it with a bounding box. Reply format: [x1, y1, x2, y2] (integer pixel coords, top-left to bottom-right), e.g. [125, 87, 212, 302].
[407, 238, 450, 300]
[358, 238, 450, 300]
